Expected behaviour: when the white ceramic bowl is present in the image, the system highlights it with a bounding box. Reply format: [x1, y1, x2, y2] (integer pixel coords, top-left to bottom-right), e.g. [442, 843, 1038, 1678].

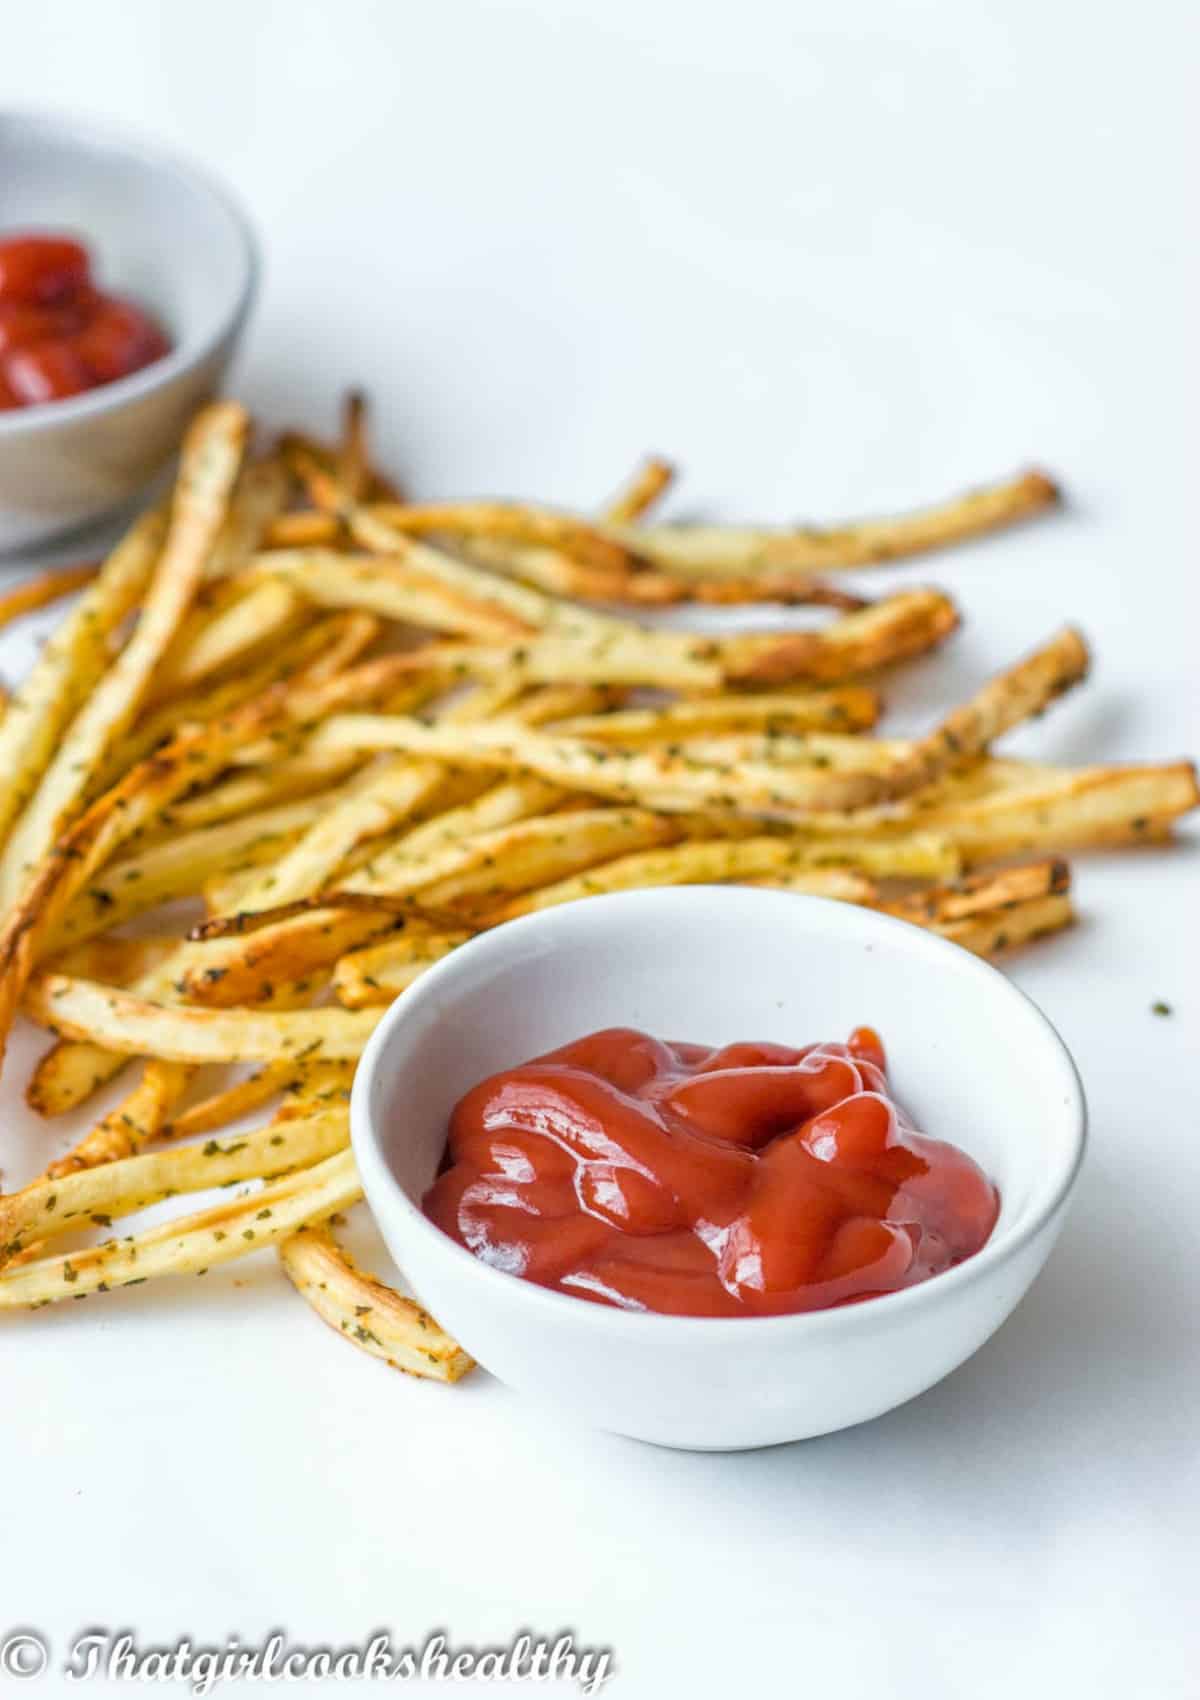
[0, 111, 257, 552]
[352, 888, 1086, 1450]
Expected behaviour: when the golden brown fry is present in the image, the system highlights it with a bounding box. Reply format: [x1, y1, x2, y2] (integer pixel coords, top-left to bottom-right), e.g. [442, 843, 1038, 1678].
[912, 760, 1200, 863]
[219, 673, 524, 918]
[602, 455, 675, 524]
[41, 1061, 195, 1181]
[150, 579, 309, 701]
[333, 928, 474, 1007]
[174, 777, 565, 1007]
[0, 508, 166, 860]
[253, 549, 531, 641]
[49, 933, 179, 986]
[930, 892, 1076, 958]
[603, 468, 1060, 574]
[160, 1061, 301, 1143]
[204, 454, 289, 580]
[309, 714, 902, 817]
[0, 681, 308, 1074]
[46, 795, 336, 954]
[491, 832, 957, 920]
[0, 1147, 361, 1309]
[881, 858, 1071, 926]
[189, 889, 469, 942]
[0, 1102, 349, 1267]
[100, 608, 380, 788]
[280, 1223, 473, 1382]
[369, 500, 635, 574]
[338, 389, 371, 503]
[270, 1060, 356, 1122]
[720, 589, 961, 684]
[466, 538, 867, 611]
[23, 974, 382, 1064]
[898, 627, 1090, 793]
[0, 562, 101, 630]
[0, 403, 249, 908]
[158, 752, 366, 833]
[184, 805, 672, 985]
[263, 510, 341, 548]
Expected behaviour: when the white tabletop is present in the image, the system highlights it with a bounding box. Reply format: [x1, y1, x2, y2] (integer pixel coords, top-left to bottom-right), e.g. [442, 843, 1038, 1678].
[1, 4, 1197, 1697]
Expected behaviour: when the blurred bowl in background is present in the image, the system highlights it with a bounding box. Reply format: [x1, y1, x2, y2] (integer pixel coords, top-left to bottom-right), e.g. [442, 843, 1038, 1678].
[0, 110, 258, 553]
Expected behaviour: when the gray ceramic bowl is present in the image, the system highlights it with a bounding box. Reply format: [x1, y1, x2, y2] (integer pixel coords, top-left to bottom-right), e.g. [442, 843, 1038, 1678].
[0, 111, 258, 553]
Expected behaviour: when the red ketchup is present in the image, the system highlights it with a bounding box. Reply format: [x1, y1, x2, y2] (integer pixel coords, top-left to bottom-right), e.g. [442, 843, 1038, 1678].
[423, 1026, 999, 1317]
[0, 234, 170, 410]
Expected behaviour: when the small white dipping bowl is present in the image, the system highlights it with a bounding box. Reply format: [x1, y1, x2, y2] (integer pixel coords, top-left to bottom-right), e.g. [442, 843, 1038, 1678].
[352, 888, 1086, 1450]
[0, 111, 257, 552]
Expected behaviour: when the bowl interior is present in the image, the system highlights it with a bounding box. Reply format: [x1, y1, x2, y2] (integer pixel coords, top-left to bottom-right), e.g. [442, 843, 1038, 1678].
[0, 113, 253, 385]
[360, 888, 1084, 1265]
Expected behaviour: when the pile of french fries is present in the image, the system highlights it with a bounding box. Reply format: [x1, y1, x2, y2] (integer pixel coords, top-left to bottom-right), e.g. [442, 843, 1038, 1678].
[0, 394, 1193, 1380]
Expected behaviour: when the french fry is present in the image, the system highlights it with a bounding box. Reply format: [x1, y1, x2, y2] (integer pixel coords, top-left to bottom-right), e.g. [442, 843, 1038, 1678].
[491, 831, 958, 919]
[150, 579, 309, 701]
[602, 455, 675, 524]
[643, 629, 1086, 796]
[270, 1060, 356, 1122]
[182, 805, 671, 985]
[254, 549, 533, 641]
[46, 795, 341, 953]
[896, 627, 1090, 795]
[931, 892, 1076, 958]
[217, 673, 524, 916]
[159, 751, 366, 834]
[0, 404, 249, 908]
[460, 537, 869, 611]
[602, 468, 1060, 573]
[369, 500, 635, 575]
[225, 762, 449, 913]
[338, 389, 372, 503]
[912, 760, 1200, 862]
[670, 574, 867, 610]
[0, 562, 101, 630]
[881, 858, 1071, 925]
[188, 890, 467, 942]
[174, 776, 566, 1006]
[308, 715, 905, 816]
[718, 589, 960, 684]
[0, 1104, 352, 1268]
[333, 928, 474, 1007]
[99, 609, 380, 788]
[41, 1060, 196, 1182]
[26, 946, 326, 1120]
[49, 933, 179, 986]
[0, 1147, 362, 1310]
[263, 510, 341, 549]
[159, 1061, 301, 1143]
[0, 507, 165, 859]
[412, 805, 679, 909]
[280, 1223, 473, 1382]
[204, 454, 289, 580]
[23, 975, 382, 1064]
[341, 498, 623, 637]
[0, 642, 405, 1081]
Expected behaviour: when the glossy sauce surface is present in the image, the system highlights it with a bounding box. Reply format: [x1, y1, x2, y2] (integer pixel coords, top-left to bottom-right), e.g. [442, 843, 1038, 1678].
[0, 233, 170, 410]
[423, 1026, 999, 1317]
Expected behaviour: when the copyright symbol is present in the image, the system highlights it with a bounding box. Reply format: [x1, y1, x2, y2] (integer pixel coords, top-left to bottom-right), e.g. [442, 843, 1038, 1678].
[1, 1631, 48, 1679]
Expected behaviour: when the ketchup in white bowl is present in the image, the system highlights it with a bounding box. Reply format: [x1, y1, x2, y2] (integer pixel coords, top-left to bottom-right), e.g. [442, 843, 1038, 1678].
[0, 232, 170, 410]
[423, 1025, 999, 1318]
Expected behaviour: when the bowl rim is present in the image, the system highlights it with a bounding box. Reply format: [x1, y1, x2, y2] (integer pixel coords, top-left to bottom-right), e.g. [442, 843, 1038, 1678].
[0, 107, 258, 438]
[351, 886, 1089, 1339]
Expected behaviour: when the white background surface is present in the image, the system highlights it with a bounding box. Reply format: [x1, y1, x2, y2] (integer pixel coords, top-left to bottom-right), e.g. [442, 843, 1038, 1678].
[1, 3, 1198, 1696]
